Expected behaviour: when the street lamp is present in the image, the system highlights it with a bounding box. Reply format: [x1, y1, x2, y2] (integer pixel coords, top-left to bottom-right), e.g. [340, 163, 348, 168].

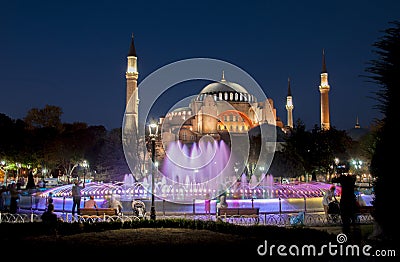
[333, 158, 339, 179]
[81, 160, 89, 183]
[16, 162, 21, 181]
[148, 122, 158, 220]
[352, 159, 362, 182]
[1, 160, 8, 186]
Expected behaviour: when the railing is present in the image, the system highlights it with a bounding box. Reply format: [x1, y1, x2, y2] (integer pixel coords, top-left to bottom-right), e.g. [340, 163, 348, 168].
[1, 210, 374, 227]
[0, 211, 147, 223]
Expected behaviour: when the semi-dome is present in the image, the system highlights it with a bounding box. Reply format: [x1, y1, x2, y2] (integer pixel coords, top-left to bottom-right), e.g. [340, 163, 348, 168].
[171, 106, 192, 113]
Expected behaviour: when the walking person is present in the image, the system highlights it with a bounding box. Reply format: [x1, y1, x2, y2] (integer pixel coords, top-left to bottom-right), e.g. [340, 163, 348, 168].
[71, 180, 85, 216]
[322, 185, 336, 219]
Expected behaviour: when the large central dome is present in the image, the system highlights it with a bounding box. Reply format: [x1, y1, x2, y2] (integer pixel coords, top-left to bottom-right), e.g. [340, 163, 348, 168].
[196, 73, 255, 103]
[200, 79, 249, 94]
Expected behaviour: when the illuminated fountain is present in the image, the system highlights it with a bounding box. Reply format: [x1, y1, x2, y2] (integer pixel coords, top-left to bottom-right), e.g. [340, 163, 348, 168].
[21, 140, 351, 214]
[157, 139, 234, 202]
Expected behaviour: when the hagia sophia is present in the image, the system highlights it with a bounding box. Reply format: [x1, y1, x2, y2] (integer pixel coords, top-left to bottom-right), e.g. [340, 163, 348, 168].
[124, 35, 366, 145]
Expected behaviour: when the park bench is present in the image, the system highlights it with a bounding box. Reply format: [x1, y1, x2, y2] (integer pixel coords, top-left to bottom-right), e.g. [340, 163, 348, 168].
[357, 205, 374, 215]
[79, 208, 117, 216]
[217, 207, 260, 218]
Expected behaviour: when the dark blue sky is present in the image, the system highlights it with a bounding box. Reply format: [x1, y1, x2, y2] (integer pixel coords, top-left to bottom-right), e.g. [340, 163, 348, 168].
[1, 0, 398, 131]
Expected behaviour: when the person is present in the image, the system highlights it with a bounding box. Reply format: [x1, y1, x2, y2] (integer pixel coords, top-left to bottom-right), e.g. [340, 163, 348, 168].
[217, 193, 228, 209]
[322, 185, 336, 219]
[41, 203, 58, 222]
[332, 174, 358, 230]
[25, 170, 36, 190]
[1, 186, 10, 212]
[0, 185, 7, 211]
[100, 194, 111, 208]
[9, 183, 21, 214]
[46, 192, 53, 206]
[109, 194, 123, 215]
[84, 195, 98, 208]
[132, 199, 146, 217]
[41, 203, 59, 234]
[71, 180, 85, 216]
[34, 190, 41, 210]
[204, 193, 211, 215]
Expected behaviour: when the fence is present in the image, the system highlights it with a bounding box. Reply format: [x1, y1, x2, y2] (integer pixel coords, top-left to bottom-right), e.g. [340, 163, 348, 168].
[0, 210, 374, 227]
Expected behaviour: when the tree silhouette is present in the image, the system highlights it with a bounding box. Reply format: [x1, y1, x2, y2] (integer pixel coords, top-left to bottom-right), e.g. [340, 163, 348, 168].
[365, 20, 399, 243]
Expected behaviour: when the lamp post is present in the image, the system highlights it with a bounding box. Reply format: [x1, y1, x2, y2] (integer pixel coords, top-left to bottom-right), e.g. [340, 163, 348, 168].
[352, 159, 362, 182]
[1, 160, 8, 186]
[42, 167, 47, 187]
[81, 160, 89, 183]
[333, 158, 339, 181]
[148, 122, 158, 220]
[16, 162, 21, 182]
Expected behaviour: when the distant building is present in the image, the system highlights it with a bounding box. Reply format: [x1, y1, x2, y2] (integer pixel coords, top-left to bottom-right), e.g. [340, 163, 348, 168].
[346, 117, 370, 141]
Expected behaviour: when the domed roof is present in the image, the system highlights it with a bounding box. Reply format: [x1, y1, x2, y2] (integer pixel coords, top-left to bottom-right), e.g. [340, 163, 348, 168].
[346, 126, 369, 141]
[346, 120, 370, 141]
[200, 73, 249, 94]
[201, 80, 249, 94]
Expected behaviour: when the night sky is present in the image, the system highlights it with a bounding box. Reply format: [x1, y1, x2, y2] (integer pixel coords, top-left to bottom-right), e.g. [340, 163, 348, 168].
[1, 0, 398, 131]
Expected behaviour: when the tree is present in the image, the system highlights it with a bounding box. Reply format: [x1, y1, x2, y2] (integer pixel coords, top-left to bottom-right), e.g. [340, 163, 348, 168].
[96, 128, 130, 182]
[24, 104, 63, 130]
[282, 119, 352, 181]
[365, 20, 399, 243]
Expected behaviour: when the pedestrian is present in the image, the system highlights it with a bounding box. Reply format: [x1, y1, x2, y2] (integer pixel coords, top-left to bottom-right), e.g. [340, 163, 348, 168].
[217, 193, 228, 209]
[9, 183, 20, 214]
[71, 180, 85, 216]
[332, 174, 357, 230]
[25, 170, 36, 190]
[0, 185, 7, 211]
[46, 192, 53, 207]
[204, 193, 211, 215]
[109, 194, 123, 215]
[34, 191, 41, 210]
[1, 186, 10, 212]
[322, 185, 336, 219]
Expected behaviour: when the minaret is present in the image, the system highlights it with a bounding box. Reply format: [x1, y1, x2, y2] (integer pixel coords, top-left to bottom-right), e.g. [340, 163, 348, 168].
[319, 49, 330, 130]
[285, 77, 294, 128]
[354, 116, 360, 128]
[125, 34, 139, 132]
